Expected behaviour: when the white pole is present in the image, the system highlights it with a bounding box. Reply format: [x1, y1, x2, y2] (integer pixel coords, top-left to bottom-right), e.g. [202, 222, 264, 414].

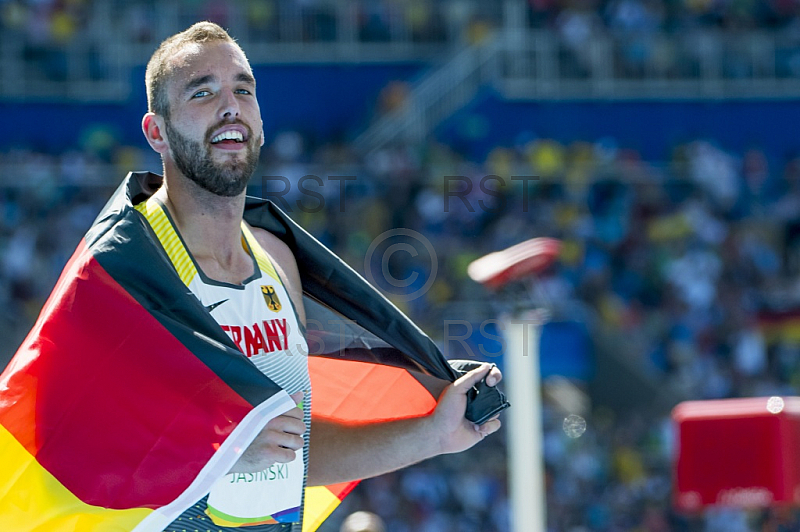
[503, 311, 546, 532]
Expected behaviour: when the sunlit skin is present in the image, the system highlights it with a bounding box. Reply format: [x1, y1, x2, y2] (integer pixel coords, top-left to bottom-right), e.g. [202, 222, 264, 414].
[142, 41, 269, 287]
[141, 40, 503, 487]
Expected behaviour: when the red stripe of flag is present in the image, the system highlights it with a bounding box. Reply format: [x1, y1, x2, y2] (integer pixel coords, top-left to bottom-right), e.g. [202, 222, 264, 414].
[309, 357, 438, 424]
[0, 241, 253, 509]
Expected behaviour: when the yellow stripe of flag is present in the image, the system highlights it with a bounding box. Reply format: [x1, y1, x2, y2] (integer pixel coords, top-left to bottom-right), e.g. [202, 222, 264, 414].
[0, 424, 151, 531]
[302, 486, 343, 532]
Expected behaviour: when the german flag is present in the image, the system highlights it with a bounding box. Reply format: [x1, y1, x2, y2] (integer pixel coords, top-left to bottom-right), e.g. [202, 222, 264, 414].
[757, 308, 800, 345]
[0, 172, 498, 531]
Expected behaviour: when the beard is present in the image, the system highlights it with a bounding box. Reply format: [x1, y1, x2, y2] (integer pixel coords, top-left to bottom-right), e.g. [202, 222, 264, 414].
[165, 119, 261, 197]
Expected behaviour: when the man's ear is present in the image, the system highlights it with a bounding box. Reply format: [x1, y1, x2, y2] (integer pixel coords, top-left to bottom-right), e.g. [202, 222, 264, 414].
[142, 113, 169, 154]
[259, 121, 265, 147]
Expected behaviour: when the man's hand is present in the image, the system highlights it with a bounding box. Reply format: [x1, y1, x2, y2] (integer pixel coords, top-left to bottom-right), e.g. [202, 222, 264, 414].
[430, 363, 503, 455]
[229, 391, 305, 474]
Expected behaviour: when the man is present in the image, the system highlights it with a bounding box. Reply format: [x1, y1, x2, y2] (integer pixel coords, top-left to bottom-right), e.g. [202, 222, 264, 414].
[0, 22, 504, 532]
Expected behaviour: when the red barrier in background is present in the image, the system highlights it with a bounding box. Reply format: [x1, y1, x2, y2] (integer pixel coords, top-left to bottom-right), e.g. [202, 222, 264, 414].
[673, 397, 800, 512]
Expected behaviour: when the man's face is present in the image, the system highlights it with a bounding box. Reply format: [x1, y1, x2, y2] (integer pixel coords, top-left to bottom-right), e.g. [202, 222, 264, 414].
[162, 41, 263, 197]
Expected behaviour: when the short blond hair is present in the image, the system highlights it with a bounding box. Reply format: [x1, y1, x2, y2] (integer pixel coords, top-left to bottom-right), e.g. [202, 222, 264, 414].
[145, 22, 243, 118]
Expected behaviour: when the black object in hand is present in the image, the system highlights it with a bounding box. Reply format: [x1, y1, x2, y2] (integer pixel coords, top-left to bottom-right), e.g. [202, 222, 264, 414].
[465, 374, 510, 425]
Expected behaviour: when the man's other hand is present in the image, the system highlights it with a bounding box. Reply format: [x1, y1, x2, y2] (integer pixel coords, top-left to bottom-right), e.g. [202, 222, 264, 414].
[229, 391, 305, 474]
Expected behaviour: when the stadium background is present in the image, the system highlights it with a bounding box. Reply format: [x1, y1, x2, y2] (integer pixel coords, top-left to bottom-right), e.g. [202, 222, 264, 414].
[2, 0, 800, 530]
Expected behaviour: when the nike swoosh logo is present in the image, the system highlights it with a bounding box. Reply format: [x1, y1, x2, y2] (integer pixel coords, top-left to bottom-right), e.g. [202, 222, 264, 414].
[205, 299, 229, 312]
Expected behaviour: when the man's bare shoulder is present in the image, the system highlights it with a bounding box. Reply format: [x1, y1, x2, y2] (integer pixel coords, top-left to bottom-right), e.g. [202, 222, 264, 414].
[247, 225, 298, 269]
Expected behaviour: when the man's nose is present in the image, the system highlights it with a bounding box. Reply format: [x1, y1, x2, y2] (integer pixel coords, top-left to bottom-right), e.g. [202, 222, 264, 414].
[218, 88, 240, 119]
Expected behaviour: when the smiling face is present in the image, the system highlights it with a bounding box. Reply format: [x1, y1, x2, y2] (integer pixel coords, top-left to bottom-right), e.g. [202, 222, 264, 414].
[150, 40, 264, 197]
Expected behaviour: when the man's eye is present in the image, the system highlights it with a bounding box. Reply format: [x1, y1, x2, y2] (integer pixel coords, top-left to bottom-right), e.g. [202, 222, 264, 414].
[192, 90, 210, 99]
[235, 89, 252, 95]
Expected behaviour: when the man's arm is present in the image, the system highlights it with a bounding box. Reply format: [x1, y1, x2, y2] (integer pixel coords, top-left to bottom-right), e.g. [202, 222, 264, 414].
[307, 363, 502, 486]
[248, 225, 503, 484]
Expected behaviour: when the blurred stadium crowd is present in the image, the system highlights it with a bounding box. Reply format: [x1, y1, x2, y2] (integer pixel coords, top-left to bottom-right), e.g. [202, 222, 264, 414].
[4, 127, 800, 530]
[5, 0, 800, 80]
[5, 0, 800, 44]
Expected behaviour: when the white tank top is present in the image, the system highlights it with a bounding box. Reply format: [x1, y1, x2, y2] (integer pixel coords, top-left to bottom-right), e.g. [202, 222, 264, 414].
[135, 197, 310, 528]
